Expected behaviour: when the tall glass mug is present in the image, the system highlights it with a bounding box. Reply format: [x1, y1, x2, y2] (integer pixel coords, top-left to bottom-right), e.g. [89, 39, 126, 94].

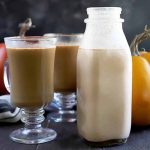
[4, 36, 57, 144]
[44, 34, 82, 122]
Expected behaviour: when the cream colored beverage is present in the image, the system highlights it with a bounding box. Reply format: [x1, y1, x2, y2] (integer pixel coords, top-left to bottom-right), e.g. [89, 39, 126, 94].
[54, 45, 79, 92]
[7, 48, 55, 108]
[77, 48, 132, 142]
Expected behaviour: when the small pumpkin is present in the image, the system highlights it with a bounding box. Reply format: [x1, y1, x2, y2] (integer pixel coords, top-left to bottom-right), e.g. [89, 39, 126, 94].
[132, 56, 150, 125]
[130, 25, 150, 125]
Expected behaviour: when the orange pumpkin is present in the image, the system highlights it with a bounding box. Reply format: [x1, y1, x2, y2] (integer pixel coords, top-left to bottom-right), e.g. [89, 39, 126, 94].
[132, 55, 150, 125]
[130, 25, 150, 125]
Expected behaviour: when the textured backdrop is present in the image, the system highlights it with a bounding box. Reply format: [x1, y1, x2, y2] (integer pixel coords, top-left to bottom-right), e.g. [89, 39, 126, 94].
[0, 0, 149, 48]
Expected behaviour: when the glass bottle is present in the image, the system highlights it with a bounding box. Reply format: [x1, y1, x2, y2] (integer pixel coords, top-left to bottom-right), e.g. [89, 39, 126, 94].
[77, 7, 132, 147]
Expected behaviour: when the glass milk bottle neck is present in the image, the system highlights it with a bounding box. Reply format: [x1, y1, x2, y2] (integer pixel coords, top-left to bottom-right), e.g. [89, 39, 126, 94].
[85, 7, 123, 22]
[81, 7, 128, 50]
[85, 19, 123, 31]
[85, 7, 124, 32]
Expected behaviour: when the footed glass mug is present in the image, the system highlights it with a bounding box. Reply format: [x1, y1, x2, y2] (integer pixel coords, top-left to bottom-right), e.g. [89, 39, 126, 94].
[4, 36, 57, 144]
[44, 34, 82, 122]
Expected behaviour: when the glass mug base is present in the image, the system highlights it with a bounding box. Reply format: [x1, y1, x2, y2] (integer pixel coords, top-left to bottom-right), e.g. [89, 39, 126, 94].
[49, 92, 76, 122]
[84, 138, 127, 147]
[49, 110, 76, 122]
[10, 127, 57, 144]
[10, 108, 57, 144]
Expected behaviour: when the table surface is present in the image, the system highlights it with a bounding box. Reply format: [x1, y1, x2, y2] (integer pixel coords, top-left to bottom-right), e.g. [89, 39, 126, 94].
[0, 114, 150, 150]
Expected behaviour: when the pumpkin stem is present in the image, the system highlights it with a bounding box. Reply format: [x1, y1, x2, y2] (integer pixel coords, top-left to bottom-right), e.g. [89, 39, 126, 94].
[130, 25, 150, 56]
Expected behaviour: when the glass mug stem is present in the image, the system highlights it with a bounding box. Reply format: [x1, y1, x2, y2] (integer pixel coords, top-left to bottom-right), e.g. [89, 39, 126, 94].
[21, 108, 44, 129]
[10, 107, 57, 144]
[54, 92, 76, 109]
[49, 92, 76, 122]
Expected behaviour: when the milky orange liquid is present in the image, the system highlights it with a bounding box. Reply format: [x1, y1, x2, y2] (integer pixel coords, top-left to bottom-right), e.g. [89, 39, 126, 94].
[54, 45, 79, 92]
[7, 48, 55, 109]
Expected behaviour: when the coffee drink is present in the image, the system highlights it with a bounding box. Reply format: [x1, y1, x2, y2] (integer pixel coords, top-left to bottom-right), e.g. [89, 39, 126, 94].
[7, 47, 55, 108]
[54, 45, 79, 92]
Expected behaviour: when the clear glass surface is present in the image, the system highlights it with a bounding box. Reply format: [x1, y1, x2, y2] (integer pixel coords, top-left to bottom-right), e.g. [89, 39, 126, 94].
[50, 92, 76, 122]
[4, 36, 57, 144]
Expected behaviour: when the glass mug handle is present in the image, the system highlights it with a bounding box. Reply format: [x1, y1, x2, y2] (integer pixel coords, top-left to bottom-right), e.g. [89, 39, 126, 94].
[4, 60, 10, 93]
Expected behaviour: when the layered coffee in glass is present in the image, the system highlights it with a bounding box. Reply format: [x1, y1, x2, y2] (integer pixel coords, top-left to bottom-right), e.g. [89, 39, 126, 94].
[4, 36, 57, 144]
[44, 33, 82, 122]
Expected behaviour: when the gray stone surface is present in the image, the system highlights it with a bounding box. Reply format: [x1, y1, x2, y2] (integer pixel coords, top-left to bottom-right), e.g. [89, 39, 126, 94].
[1, 119, 150, 150]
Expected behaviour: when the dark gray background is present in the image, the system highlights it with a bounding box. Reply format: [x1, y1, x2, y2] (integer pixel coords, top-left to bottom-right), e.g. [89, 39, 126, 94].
[0, 0, 149, 48]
